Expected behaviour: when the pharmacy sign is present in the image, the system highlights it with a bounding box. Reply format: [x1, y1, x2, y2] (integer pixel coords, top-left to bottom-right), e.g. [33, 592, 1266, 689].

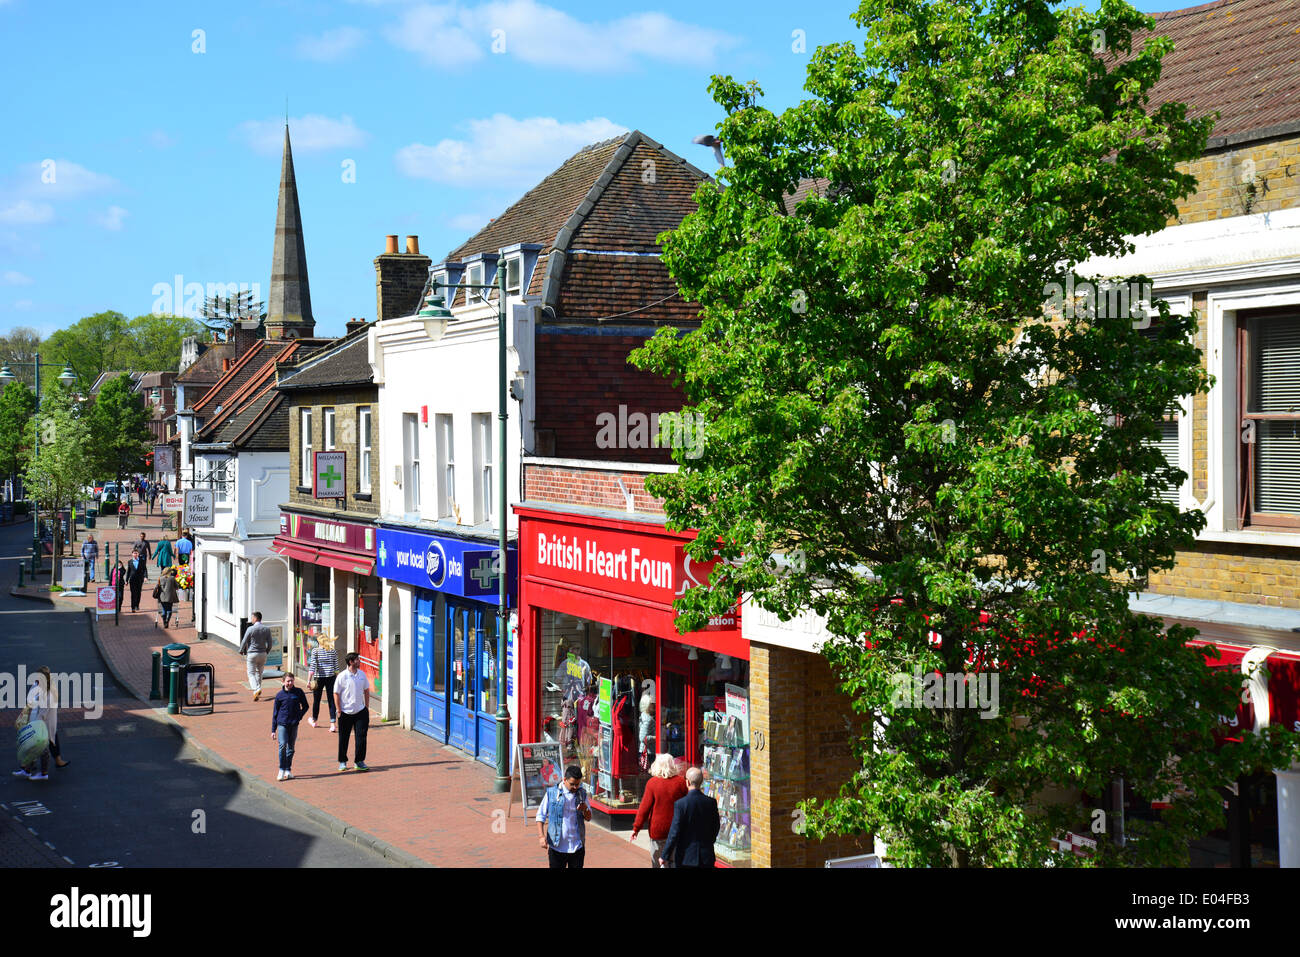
[313, 451, 347, 500]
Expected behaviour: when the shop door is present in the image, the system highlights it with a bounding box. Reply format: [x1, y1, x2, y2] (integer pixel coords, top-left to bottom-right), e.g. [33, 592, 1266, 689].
[412, 591, 447, 741]
[659, 644, 699, 764]
[448, 602, 476, 754]
[356, 580, 382, 698]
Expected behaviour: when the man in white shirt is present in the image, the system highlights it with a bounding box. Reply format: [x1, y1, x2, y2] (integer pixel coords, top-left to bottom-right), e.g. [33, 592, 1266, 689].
[333, 652, 371, 772]
[536, 765, 592, 868]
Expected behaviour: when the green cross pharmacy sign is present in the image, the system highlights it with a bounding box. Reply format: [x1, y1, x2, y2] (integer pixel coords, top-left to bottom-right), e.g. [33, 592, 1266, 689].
[314, 451, 347, 500]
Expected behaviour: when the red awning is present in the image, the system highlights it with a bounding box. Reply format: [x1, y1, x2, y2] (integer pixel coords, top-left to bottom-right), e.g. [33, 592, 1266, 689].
[271, 540, 319, 564]
[310, 549, 375, 577]
[1189, 639, 1300, 737]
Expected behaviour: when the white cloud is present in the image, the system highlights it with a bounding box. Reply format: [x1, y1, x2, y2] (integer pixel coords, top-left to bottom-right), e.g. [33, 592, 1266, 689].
[12, 300, 33, 311]
[296, 26, 366, 62]
[148, 130, 177, 149]
[96, 205, 129, 231]
[397, 114, 627, 188]
[236, 114, 369, 155]
[386, 0, 739, 71]
[0, 200, 54, 225]
[2, 270, 33, 285]
[11, 159, 118, 198]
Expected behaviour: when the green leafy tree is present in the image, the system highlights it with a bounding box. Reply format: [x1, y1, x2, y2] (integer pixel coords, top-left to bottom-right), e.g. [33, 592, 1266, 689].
[24, 385, 91, 586]
[633, 0, 1298, 866]
[0, 327, 43, 388]
[119, 313, 206, 372]
[0, 381, 37, 496]
[87, 373, 153, 482]
[41, 311, 128, 390]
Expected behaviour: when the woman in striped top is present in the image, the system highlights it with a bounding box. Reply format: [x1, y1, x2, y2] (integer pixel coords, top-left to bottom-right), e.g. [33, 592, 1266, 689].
[307, 634, 339, 732]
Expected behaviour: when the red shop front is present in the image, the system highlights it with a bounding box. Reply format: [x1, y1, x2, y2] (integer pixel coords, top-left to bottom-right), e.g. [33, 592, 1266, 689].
[517, 507, 752, 862]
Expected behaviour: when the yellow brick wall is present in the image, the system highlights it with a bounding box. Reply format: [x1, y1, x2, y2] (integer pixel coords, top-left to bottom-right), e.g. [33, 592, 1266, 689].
[749, 642, 870, 867]
[1171, 134, 1300, 225]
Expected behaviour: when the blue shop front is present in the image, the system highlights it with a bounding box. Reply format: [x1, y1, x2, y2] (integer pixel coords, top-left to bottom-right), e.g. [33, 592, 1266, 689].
[377, 527, 518, 765]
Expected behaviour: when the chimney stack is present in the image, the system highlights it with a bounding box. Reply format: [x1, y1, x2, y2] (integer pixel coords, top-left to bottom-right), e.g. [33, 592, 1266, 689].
[374, 233, 432, 321]
[346, 318, 368, 336]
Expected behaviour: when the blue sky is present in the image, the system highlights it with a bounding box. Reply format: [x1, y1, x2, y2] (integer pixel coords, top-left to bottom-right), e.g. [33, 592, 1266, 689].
[0, 0, 1176, 340]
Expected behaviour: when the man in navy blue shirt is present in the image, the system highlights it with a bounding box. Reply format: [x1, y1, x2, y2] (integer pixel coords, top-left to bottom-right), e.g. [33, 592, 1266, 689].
[660, 767, 721, 868]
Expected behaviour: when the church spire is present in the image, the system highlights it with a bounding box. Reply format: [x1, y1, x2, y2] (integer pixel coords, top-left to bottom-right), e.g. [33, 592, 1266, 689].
[266, 124, 314, 339]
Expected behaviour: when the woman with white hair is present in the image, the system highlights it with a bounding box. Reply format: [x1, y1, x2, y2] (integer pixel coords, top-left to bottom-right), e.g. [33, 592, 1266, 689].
[631, 753, 688, 868]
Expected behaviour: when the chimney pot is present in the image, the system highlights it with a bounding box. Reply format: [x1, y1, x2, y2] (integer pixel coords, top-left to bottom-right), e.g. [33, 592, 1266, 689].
[386, 234, 399, 254]
[406, 235, 420, 255]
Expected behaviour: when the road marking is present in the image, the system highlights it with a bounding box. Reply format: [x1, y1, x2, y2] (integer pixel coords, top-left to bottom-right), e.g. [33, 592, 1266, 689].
[62, 855, 74, 865]
[12, 800, 50, 816]
[89, 861, 122, 868]
[28, 826, 37, 835]
[44, 841, 55, 849]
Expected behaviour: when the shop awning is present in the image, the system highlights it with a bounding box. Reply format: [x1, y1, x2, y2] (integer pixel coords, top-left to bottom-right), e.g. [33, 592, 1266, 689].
[271, 540, 319, 564]
[310, 549, 375, 577]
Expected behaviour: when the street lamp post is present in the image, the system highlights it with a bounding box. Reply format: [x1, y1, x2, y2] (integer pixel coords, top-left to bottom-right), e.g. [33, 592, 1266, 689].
[0, 358, 79, 575]
[422, 268, 513, 792]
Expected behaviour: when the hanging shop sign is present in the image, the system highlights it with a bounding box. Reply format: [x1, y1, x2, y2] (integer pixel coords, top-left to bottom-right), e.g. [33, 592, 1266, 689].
[313, 451, 347, 500]
[377, 528, 518, 603]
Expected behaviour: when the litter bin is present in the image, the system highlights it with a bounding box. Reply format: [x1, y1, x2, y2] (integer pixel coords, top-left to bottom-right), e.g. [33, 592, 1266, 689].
[85, 514, 96, 529]
[161, 642, 190, 672]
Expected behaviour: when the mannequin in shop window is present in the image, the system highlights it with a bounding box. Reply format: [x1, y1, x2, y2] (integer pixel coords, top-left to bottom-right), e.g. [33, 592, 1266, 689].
[638, 688, 655, 773]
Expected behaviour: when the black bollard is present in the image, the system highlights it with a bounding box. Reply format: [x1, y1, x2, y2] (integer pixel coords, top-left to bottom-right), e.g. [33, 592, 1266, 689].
[149, 651, 161, 700]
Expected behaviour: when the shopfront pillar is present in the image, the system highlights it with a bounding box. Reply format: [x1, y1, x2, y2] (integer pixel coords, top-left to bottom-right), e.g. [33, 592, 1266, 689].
[1279, 769, 1300, 868]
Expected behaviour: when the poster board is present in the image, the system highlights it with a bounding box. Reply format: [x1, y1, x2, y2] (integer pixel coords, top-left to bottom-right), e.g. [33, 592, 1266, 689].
[60, 558, 85, 591]
[180, 663, 215, 715]
[96, 586, 115, 618]
[514, 742, 565, 817]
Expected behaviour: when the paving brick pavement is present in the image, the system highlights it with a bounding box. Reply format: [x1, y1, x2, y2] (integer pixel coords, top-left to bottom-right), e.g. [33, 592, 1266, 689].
[22, 512, 653, 868]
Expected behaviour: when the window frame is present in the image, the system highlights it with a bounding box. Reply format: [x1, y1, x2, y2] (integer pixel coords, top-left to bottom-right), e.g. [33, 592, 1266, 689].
[300, 409, 313, 488]
[359, 407, 373, 494]
[323, 407, 336, 451]
[436, 414, 455, 520]
[1237, 306, 1300, 530]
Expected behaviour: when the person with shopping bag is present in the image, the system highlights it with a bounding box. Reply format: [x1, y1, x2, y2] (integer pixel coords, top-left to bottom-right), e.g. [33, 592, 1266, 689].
[13, 667, 58, 781]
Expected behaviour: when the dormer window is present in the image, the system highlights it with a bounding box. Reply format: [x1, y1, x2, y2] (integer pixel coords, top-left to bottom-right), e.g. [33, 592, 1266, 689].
[465, 263, 485, 303]
[505, 257, 521, 295]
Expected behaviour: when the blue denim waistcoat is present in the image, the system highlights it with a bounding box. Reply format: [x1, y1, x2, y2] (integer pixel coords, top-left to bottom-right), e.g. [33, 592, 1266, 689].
[545, 783, 588, 848]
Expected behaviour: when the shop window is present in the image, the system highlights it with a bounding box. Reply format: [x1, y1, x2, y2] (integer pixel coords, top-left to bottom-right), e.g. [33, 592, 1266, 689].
[218, 558, 233, 615]
[294, 563, 332, 670]
[539, 610, 657, 808]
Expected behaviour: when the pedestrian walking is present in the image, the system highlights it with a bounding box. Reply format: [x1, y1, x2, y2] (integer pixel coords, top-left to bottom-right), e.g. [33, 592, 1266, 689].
[133, 531, 150, 560]
[536, 765, 592, 868]
[631, 753, 689, 868]
[334, 652, 370, 771]
[270, 672, 309, 781]
[117, 499, 130, 529]
[126, 553, 148, 612]
[238, 611, 274, 700]
[148, 484, 158, 516]
[307, 634, 338, 731]
[659, 767, 721, 868]
[137, 480, 146, 504]
[81, 534, 98, 584]
[151, 535, 173, 572]
[12, 667, 58, 781]
[176, 533, 193, 566]
[110, 560, 126, 616]
[156, 567, 179, 628]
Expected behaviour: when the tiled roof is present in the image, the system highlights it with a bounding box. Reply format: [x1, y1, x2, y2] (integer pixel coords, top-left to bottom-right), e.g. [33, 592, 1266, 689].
[176, 342, 233, 385]
[192, 340, 325, 444]
[1137, 0, 1300, 142]
[213, 383, 287, 450]
[446, 136, 627, 262]
[276, 329, 373, 391]
[442, 131, 709, 323]
[553, 254, 698, 323]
